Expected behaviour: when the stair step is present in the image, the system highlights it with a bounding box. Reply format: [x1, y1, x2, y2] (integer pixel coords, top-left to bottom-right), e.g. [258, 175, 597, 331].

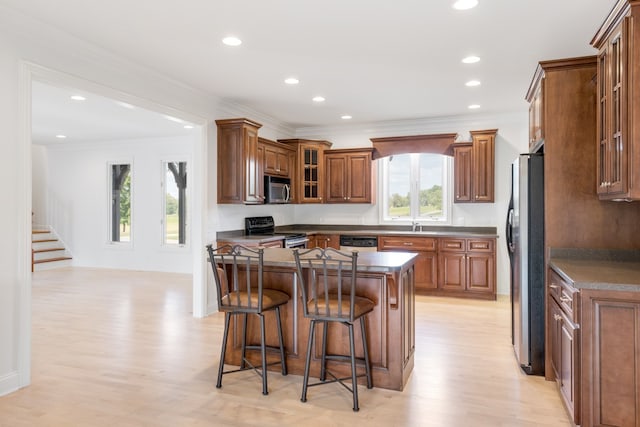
[33, 247, 65, 254]
[32, 229, 50, 234]
[32, 238, 58, 243]
[34, 256, 72, 264]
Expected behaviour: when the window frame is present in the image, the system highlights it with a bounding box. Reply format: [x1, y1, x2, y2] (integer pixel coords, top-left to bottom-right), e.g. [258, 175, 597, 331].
[160, 158, 191, 249]
[107, 160, 134, 247]
[378, 153, 453, 225]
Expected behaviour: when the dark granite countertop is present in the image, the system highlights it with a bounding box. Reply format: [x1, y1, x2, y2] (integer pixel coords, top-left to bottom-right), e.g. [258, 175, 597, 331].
[213, 247, 417, 273]
[216, 224, 498, 243]
[548, 248, 640, 292]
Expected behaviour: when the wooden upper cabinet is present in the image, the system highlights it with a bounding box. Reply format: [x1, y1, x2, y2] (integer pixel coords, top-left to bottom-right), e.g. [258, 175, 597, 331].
[453, 143, 472, 202]
[592, 0, 640, 200]
[279, 139, 332, 204]
[325, 148, 375, 203]
[259, 137, 295, 179]
[471, 129, 496, 203]
[453, 129, 496, 203]
[528, 77, 544, 153]
[216, 118, 264, 204]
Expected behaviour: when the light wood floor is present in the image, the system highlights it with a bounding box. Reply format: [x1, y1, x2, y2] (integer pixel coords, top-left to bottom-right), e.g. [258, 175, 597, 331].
[0, 267, 571, 426]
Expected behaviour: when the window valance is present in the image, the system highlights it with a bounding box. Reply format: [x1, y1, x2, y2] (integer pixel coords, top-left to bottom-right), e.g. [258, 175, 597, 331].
[369, 133, 458, 159]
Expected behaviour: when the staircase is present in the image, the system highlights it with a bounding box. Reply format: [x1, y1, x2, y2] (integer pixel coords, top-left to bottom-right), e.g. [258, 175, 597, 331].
[31, 228, 72, 272]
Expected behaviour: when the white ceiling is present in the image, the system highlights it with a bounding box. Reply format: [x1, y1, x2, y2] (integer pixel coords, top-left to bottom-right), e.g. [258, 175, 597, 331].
[6, 0, 615, 142]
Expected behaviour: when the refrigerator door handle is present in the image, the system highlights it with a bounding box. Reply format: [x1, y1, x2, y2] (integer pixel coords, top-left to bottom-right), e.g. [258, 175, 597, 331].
[506, 208, 514, 253]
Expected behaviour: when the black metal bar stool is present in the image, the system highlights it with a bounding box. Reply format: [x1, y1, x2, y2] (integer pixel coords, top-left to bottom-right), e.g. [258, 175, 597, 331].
[206, 244, 289, 395]
[293, 247, 374, 411]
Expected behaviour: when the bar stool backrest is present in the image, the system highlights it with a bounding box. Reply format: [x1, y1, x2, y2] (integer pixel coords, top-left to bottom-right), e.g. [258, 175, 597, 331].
[294, 247, 359, 323]
[206, 244, 265, 313]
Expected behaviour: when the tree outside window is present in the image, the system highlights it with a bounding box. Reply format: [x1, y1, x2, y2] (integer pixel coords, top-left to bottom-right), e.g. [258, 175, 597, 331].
[164, 161, 187, 246]
[110, 163, 132, 243]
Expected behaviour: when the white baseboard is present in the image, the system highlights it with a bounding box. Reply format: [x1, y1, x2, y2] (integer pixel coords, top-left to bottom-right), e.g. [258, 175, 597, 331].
[0, 371, 22, 397]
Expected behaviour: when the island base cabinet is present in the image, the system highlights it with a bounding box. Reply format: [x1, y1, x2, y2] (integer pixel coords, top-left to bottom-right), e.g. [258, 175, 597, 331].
[220, 263, 416, 391]
[580, 289, 640, 427]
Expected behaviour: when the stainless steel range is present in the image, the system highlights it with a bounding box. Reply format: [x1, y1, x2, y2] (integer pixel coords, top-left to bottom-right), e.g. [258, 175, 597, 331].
[244, 216, 308, 249]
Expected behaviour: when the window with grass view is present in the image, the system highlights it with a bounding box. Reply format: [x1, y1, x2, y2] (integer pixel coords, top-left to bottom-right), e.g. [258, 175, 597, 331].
[382, 153, 450, 222]
[110, 163, 132, 243]
[163, 161, 187, 246]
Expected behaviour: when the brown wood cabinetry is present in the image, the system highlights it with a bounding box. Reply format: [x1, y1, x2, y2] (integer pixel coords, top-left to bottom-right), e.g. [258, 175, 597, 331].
[548, 269, 580, 425]
[378, 235, 437, 292]
[452, 129, 496, 203]
[592, 0, 640, 200]
[279, 139, 332, 204]
[325, 148, 375, 203]
[259, 137, 295, 179]
[528, 82, 544, 152]
[309, 233, 339, 249]
[580, 287, 640, 427]
[216, 118, 264, 204]
[437, 238, 495, 299]
[452, 143, 472, 202]
[548, 265, 640, 427]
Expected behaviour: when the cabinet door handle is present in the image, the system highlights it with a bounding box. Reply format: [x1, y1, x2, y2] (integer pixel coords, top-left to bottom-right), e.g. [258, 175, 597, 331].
[403, 242, 413, 246]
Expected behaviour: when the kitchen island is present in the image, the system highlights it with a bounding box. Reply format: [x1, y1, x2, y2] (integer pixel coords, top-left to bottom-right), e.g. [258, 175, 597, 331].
[214, 247, 417, 391]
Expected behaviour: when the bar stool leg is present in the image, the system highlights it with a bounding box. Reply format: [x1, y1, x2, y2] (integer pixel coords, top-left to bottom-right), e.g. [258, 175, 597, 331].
[320, 320, 328, 381]
[360, 317, 373, 389]
[275, 306, 287, 376]
[301, 319, 316, 403]
[240, 313, 248, 369]
[348, 323, 359, 411]
[217, 312, 231, 389]
[260, 313, 268, 395]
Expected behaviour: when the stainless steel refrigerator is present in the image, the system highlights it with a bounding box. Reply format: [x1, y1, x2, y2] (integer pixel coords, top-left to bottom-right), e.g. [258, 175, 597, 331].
[506, 153, 545, 375]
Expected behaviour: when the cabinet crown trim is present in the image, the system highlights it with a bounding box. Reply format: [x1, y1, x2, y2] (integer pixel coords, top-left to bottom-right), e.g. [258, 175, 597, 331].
[215, 117, 263, 128]
[591, 0, 634, 48]
[369, 133, 458, 159]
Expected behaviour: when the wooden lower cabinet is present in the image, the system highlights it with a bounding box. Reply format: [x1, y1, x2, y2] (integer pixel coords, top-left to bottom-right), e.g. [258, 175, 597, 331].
[437, 238, 496, 300]
[548, 267, 640, 427]
[378, 236, 437, 293]
[379, 235, 495, 299]
[309, 233, 339, 249]
[549, 295, 579, 425]
[579, 288, 640, 427]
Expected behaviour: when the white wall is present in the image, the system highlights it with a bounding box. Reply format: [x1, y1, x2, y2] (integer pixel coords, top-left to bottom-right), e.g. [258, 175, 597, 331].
[0, 3, 292, 396]
[0, 23, 28, 398]
[293, 113, 528, 295]
[43, 136, 197, 273]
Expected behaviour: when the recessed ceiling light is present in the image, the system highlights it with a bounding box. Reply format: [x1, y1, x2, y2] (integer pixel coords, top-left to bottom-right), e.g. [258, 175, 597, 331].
[465, 80, 481, 87]
[55, 134, 67, 139]
[341, 115, 352, 120]
[453, 0, 478, 10]
[462, 55, 481, 64]
[115, 101, 135, 109]
[184, 125, 194, 129]
[222, 36, 242, 46]
[468, 104, 481, 109]
[164, 115, 184, 123]
[312, 96, 325, 102]
[284, 77, 299, 85]
[70, 95, 86, 101]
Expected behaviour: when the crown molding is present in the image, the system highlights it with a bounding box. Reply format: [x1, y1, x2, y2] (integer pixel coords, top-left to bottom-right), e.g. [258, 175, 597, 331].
[293, 110, 526, 139]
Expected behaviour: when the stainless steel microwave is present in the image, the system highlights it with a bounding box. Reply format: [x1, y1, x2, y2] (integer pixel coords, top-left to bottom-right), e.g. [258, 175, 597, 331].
[264, 176, 291, 204]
